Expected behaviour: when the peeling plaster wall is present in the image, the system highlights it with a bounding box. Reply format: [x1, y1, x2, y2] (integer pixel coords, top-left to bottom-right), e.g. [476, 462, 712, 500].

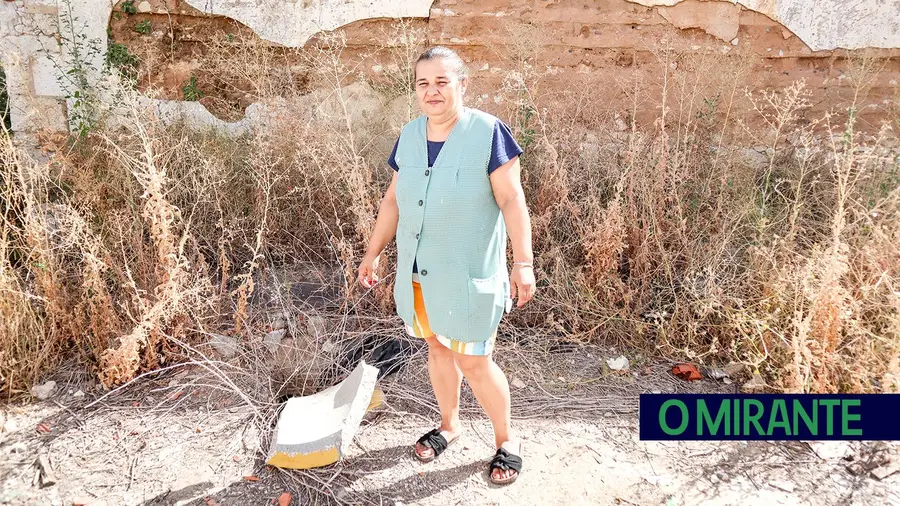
[0, 0, 898, 140]
[656, 1, 742, 43]
[181, 0, 433, 48]
[626, 0, 900, 50]
[0, 0, 432, 137]
[179, 0, 900, 51]
[121, 80, 389, 140]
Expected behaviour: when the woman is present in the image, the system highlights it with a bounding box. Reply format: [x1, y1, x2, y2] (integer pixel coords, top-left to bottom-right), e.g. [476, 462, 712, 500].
[357, 46, 535, 485]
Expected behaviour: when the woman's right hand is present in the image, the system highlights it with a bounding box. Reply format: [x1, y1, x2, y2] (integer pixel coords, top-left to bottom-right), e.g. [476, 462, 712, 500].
[357, 254, 380, 288]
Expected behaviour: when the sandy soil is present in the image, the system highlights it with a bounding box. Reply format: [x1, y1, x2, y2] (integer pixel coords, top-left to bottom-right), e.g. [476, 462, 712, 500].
[1, 344, 898, 506]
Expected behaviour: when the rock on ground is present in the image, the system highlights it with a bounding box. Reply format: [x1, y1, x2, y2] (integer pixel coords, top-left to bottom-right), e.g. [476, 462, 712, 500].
[30, 380, 57, 400]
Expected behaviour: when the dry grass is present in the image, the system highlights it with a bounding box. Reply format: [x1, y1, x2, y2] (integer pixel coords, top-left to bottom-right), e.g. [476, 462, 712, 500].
[0, 23, 897, 399]
[497, 42, 899, 394]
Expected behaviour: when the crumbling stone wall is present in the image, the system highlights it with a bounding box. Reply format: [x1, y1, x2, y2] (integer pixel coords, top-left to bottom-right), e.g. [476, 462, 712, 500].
[0, 0, 898, 139]
[179, 0, 900, 51]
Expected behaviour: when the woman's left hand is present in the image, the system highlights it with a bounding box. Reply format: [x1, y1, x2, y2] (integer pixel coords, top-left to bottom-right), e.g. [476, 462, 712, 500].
[510, 265, 536, 308]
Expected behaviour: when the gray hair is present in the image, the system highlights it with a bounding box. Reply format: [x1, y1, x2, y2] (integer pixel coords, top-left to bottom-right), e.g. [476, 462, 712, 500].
[414, 46, 469, 81]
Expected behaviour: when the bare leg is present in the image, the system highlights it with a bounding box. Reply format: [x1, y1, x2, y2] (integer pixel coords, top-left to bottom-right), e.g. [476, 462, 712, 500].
[416, 336, 464, 459]
[454, 353, 519, 481]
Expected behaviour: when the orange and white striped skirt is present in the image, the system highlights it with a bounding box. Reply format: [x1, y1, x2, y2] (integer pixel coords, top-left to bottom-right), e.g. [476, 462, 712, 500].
[405, 277, 496, 357]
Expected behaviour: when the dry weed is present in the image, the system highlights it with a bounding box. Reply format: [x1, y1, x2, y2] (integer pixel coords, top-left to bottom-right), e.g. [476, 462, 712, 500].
[0, 24, 896, 396]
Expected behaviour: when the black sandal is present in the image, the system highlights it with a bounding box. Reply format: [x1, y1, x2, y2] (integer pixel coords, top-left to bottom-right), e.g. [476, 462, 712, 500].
[414, 428, 458, 462]
[489, 445, 523, 485]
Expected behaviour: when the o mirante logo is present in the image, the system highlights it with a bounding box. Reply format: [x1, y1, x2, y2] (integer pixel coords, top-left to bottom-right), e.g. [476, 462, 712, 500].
[640, 394, 899, 441]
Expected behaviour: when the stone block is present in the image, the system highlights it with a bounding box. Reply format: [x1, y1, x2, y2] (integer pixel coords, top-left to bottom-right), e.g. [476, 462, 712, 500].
[0, 7, 16, 38]
[0, 58, 33, 97]
[26, 12, 60, 35]
[9, 95, 68, 133]
[23, 0, 58, 15]
[31, 54, 66, 97]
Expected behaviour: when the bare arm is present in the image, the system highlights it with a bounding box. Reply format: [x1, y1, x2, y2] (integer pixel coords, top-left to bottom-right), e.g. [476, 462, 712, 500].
[365, 172, 400, 259]
[359, 172, 399, 287]
[490, 157, 536, 306]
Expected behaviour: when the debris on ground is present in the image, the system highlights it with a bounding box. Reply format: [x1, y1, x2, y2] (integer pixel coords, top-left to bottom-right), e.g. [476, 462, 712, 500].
[72, 496, 106, 506]
[369, 339, 415, 379]
[209, 333, 239, 358]
[723, 362, 745, 377]
[847, 442, 892, 476]
[671, 364, 701, 381]
[871, 461, 900, 480]
[266, 361, 380, 469]
[741, 373, 767, 392]
[33, 453, 56, 488]
[644, 473, 674, 486]
[700, 366, 728, 380]
[263, 329, 288, 352]
[30, 381, 56, 400]
[607, 356, 630, 371]
[511, 376, 527, 389]
[807, 441, 856, 460]
[306, 315, 327, 340]
[3, 339, 897, 506]
[769, 480, 796, 492]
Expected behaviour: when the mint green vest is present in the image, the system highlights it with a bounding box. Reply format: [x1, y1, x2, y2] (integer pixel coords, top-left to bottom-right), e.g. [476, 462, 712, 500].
[393, 107, 510, 343]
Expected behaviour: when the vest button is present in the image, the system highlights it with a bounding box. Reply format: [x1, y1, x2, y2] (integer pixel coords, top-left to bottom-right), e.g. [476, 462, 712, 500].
[421, 270, 428, 276]
[415, 233, 420, 240]
[418, 200, 423, 206]
[425, 169, 430, 176]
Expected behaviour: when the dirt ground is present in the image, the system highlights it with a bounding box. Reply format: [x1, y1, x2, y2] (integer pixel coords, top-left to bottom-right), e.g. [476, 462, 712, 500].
[1, 341, 898, 506]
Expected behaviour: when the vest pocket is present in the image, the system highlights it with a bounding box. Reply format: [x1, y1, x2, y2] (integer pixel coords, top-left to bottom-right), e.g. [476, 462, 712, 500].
[467, 272, 506, 340]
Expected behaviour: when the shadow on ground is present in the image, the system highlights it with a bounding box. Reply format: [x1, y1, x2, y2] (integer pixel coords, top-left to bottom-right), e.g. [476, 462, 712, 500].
[140, 443, 487, 505]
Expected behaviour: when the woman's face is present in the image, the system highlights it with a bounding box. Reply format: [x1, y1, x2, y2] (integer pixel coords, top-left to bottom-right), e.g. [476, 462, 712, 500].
[415, 57, 467, 120]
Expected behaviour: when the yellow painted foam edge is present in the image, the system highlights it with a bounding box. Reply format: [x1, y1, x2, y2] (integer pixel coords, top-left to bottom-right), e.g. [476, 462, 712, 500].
[267, 446, 340, 469]
[268, 386, 384, 470]
[367, 387, 385, 411]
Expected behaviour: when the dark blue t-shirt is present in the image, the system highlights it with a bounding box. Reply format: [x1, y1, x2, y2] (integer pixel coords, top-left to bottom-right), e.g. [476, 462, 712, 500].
[388, 119, 524, 274]
[388, 120, 523, 173]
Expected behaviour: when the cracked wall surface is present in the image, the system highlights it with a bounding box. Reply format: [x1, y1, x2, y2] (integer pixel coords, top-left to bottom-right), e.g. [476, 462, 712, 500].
[0, 0, 898, 139]
[184, 0, 900, 51]
[626, 0, 900, 50]
[0, 0, 434, 137]
[181, 0, 433, 48]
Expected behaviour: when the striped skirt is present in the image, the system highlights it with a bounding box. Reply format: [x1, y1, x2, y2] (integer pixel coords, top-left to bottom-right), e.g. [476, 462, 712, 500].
[405, 277, 496, 357]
